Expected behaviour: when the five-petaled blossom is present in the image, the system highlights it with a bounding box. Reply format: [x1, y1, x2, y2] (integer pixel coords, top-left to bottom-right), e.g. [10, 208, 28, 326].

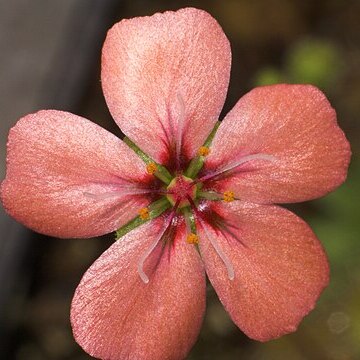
[0, 8, 351, 360]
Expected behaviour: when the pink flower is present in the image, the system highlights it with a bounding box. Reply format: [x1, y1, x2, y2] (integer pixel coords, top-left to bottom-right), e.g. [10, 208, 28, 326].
[1, 7, 350, 360]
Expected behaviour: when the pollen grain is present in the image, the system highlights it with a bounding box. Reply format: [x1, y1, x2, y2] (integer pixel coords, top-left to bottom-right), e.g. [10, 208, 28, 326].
[186, 233, 199, 244]
[146, 162, 157, 174]
[198, 146, 210, 157]
[139, 207, 150, 220]
[223, 190, 235, 202]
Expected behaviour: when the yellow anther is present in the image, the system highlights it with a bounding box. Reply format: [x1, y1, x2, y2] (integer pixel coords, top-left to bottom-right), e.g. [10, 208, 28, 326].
[198, 146, 210, 157]
[146, 162, 157, 175]
[223, 190, 235, 202]
[138, 207, 150, 220]
[186, 233, 199, 244]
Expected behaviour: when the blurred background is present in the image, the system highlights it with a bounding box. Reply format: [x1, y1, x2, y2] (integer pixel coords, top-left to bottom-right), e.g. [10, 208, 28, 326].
[0, 0, 359, 359]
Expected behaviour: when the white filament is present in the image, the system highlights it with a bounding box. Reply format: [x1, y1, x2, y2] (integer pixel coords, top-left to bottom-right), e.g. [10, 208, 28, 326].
[83, 188, 155, 200]
[175, 92, 186, 169]
[137, 211, 176, 284]
[200, 154, 276, 182]
[137, 229, 165, 284]
[201, 223, 235, 281]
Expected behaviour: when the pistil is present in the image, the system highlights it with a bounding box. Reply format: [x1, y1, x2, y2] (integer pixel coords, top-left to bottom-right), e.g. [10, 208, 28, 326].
[166, 175, 197, 208]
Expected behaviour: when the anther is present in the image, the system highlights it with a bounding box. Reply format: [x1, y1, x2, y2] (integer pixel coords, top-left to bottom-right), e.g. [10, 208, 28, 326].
[198, 146, 210, 157]
[138, 207, 150, 220]
[186, 233, 199, 244]
[223, 191, 235, 202]
[146, 162, 157, 174]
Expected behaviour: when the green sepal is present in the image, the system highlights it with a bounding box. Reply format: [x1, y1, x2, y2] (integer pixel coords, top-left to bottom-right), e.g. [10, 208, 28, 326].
[185, 121, 221, 179]
[115, 196, 171, 240]
[123, 137, 173, 184]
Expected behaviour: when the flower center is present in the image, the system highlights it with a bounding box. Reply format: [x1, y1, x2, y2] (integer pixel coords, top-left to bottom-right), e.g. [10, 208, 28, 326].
[166, 175, 197, 208]
[112, 125, 278, 285]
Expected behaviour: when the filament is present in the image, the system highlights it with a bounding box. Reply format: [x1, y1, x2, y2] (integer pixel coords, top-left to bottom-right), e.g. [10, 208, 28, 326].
[199, 154, 276, 182]
[200, 221, 235, 281]
[137, 202, 179, 283]
[84, 187, 164, 200]
[175, 92, 186, 170]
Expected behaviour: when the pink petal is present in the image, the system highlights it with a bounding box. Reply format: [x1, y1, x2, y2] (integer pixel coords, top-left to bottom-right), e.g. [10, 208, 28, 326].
[101, 8, 231, 166]
[71, 218, 205, 360]
[1, 110, 152, 238]
[198, 201, 329, 341]
[204, 84, 351, 203]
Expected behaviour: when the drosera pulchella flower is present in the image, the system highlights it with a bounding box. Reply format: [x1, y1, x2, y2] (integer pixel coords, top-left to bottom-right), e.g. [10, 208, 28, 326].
[0, 7, 350, 360]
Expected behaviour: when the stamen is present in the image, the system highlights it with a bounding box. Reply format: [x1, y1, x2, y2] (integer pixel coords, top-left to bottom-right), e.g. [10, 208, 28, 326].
[123, 137, 173, 185]
[146, 162, 157, 174]
[182, 206, 197, 234]
[184, 121, 221, 179]
[115, 197, 172, 239]
[197, 190, 221, 201]
[198, 146, 210, 157]
[175, 92, 186, 170]
[223, 190, 235, 202]
[199, 154, 276, 182]
[186, 233, 199, 244]
[137, 202, 179, 284]
[201, 222, 235, 281]
[138, 207, 150, 220]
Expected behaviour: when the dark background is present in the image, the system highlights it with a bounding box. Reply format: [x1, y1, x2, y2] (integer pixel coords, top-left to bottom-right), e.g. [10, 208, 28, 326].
[0, 0, 359, 359]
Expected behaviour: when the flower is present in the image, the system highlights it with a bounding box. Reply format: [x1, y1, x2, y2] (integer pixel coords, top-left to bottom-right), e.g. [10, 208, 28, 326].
[0, 7, 350, 360]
